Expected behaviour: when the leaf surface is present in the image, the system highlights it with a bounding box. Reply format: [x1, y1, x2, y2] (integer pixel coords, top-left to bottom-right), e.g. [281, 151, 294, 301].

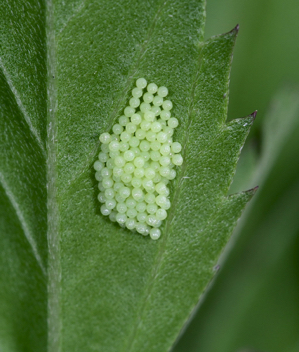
[0, 1, 254, 351]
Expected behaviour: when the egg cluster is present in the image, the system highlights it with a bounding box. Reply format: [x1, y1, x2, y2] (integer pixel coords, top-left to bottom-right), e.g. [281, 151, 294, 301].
[94, 78, 183, 240]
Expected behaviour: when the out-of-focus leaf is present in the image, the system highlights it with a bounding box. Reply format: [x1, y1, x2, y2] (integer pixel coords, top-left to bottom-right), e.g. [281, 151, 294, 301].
[204, 0, 299, 134]
[172, 87, 299, 352]
[229, 142, 258, 194]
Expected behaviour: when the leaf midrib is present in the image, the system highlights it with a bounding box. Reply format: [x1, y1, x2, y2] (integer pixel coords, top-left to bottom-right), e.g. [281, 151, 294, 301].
[46, 0, 61, 351]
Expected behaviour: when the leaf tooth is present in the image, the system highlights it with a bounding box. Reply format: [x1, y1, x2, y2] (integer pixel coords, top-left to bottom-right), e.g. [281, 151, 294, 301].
[189, 26, 239, 134]
[250, 110, 258, 120]
[180, 113, 254, 202]
[208, 189, 256, 245]
[227, 110, 257, 126]
[228, 184, 259, 198]
[217, 114, 255, 193]
[229, 23, 240, 35]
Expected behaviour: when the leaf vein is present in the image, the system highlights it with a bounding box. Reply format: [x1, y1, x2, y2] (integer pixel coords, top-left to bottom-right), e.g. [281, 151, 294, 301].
[57, 0, 88, 36]
[0, 58, 46, 157]
[0, 170, 46, 275]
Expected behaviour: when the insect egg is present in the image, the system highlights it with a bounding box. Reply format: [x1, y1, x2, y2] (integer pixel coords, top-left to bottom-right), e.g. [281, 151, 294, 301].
[96, 78, 183, 239]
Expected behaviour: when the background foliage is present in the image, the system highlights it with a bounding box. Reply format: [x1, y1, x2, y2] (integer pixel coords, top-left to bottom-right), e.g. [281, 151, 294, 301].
[174, 0, 299, 351]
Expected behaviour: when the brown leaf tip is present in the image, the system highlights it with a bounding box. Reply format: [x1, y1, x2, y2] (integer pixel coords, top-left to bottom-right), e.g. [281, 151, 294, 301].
[230, 24, 240, 34]
[247, 185, 259, 194]
[251, 110, 258, 120]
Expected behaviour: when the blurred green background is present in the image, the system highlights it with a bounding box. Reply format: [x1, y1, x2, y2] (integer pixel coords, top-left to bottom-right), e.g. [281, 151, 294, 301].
[173, 1, 299, 351]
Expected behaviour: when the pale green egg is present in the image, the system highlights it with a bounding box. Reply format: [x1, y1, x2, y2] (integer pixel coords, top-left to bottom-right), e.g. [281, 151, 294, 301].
[95, 78, 183, 239]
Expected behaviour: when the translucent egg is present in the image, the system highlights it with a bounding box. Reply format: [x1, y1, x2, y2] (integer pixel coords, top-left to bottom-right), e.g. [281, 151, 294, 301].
[96, 78, 183, 240]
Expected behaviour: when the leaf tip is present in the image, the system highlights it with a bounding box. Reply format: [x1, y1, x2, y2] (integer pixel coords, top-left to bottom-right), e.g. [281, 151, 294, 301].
[229, 23, 240, 35]
[251, 110, 258, 120]
[246, 185, 259, 196]
[213, 264, 220, 272]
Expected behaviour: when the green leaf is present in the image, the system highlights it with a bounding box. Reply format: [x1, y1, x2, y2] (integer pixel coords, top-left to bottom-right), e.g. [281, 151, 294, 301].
[172, 87, 299, 352]
[0, 1, 254, 351]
